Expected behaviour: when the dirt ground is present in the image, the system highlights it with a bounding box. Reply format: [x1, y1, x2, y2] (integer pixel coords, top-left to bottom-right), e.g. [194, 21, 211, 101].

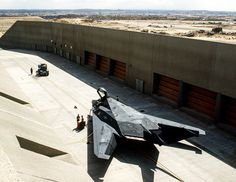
[54, 18, 236, 44]
[0, 16, 44, 38]
[0, 16, 236, 44]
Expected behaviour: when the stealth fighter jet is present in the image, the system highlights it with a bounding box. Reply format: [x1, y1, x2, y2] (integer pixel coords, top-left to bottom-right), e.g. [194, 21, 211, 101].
[92, 87, 205, 160]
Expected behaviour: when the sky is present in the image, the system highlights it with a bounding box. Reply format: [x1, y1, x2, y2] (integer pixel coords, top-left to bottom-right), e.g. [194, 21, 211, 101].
[0, 0, 236, 11]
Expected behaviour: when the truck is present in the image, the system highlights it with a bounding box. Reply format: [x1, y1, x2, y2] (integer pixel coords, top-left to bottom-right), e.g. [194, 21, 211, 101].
[36, 63, 49, 76]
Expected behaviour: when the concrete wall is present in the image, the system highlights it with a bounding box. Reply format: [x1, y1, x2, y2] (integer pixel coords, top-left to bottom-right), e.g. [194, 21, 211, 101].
[1, 20, 236, 99]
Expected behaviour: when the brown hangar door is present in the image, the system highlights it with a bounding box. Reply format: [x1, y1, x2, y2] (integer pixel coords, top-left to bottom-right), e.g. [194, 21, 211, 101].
[113, 60, 126, 80]
[223, 96, 236, 127]
[153, 74, 180, 103]
[186, 85, 217, 118]
[98, 56, 109, 74]
[85, 52, 96, 67]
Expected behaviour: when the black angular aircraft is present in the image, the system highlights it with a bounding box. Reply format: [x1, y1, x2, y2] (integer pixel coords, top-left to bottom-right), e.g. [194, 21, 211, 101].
[92, 87, 205, 160]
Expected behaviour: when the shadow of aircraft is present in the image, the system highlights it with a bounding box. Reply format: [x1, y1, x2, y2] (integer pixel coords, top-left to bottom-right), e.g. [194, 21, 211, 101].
[168, 142, 202, 154]
[115, 139, 159, 182]
[87, 117, 160, 182]
[86, 115, 189, 182]
[5, 49, 236, 170]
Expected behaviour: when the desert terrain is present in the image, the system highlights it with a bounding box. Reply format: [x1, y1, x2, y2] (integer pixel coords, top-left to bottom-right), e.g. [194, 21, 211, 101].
[0, 16, 44, 38]
[0, 9, 236, 43]
[53, 17, 236, 43]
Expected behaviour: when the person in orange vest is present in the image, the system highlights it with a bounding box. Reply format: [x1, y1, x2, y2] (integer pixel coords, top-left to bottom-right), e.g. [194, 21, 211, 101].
[73, 114, 86, 131]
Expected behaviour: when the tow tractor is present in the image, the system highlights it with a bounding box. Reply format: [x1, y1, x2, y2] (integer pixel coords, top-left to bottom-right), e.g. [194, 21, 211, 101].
[36, 63, 49, 76]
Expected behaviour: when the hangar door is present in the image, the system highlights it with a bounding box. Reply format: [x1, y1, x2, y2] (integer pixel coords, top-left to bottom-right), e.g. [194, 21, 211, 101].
[85, 52, 96, 67]
[113, 60, 126, 80]
[222, 96, 236, 127]
[186, 85, 217, 117]
[153, 74, 180, 103]
[98, 56, 109, 74]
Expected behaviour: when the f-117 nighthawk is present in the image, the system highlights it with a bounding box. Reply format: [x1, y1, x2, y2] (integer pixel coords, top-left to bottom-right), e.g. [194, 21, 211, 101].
[91, 87, 205, 160]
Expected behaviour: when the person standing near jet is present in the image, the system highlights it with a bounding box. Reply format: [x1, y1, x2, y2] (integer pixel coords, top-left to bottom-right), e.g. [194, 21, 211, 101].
[73, 114, 85, 131]
[30, 67, 33, 75]
[80, 115, 85, 129]
[76, 114, 80, 129]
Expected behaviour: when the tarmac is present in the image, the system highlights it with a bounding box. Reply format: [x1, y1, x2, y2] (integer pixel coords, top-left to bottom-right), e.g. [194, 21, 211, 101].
[0, 48, 236, 182]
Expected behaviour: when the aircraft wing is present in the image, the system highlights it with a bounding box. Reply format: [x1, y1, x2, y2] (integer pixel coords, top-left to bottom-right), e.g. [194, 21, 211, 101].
[92, 114, 118, 160]
[108, 97, 205, 145]
[92, 87, 206, 160]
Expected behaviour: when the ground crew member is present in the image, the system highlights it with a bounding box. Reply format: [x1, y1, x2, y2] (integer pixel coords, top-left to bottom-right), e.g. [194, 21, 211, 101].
[30, 67, 33, 75]
[76, 114, 80, 129]
[80, 115, 85, 130]
[73, 114, 86, 131]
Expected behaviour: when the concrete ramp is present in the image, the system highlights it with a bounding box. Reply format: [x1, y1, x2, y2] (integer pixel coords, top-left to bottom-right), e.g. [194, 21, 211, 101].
[0, 145, 22, 182]
[0, 51, 92, 181]
[0, 93, 92, 181]
[0, 64, 30, 105]
[0, 49, 236, 182]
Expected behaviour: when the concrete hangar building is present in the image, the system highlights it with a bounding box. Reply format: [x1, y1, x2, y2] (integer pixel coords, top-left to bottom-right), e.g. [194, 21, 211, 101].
[0, 21, 236, 181]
